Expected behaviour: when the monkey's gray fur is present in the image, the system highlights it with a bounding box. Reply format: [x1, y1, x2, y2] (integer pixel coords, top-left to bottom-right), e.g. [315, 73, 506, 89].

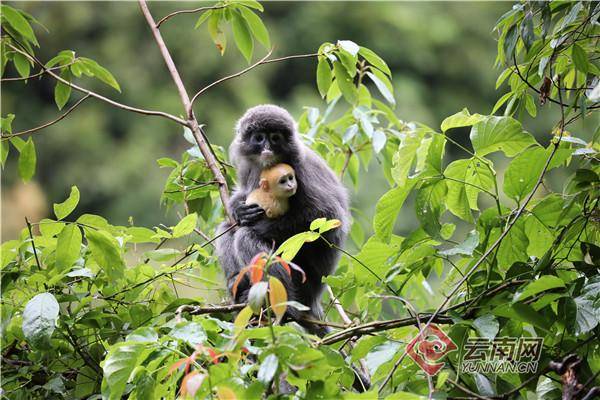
[216, 105, 350, 334]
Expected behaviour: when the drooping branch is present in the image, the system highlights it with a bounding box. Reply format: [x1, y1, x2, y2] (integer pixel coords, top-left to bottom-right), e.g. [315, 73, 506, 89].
[138, 0, 233, 223]
[5, 42, 187, 126]
[2, 94, 91, 140]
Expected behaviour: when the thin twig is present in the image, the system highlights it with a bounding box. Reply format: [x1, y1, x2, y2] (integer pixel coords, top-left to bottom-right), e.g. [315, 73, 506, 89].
[448, 378, 491, 400]
[155, 5, 226, 28]
[190, 48, 274, 106]
[25, 217, 41, 270]
[0, 61, 76, 82]
[5, 41, 187, 126]
[2, 95, 91, 140]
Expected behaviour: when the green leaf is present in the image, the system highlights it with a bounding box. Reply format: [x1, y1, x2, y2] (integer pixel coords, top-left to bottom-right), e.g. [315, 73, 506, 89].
[574, 297, 598, 335]
[373, 182, 415, 242]
[366, 71, 394, 105]
[514, 275, 566, 302]
[257, 354, 278, 385]
[464, 158, 495, 210]
[54, 186, 80, 220]
[440, 230, 479, 256]
[102, 342, 145, 400]
[496, 219, 528, 269]
[1, 140, 8, 167]
[444, 159, 472, 222]
[275, 231, 320, 261]
[170, 321, 207, 347]
[470, 116, 536, 157]
[332, 61, 357, 104]
[1, 114, 15, 134]
[440, 108, 486, 132]
[45, 50, 75, 68]
[207, 13, 226, 55]
[79, 58, 121, 91]
[415, 179, 446, 238]
[316, 57, 333, 98]
[194, 10, 212, 29]
[359, 46, 391, 76]
[18, 137, 36, 182]
[85, 229, 125, 281]
[56, 224, 82, 271]
[571, 44, 589, 74]
[372, 129, 386, 153]
[13, 52, 30, 78]
[391, 132, 421, 186]
[473, 314, 499, 340]
[503, 146, 547, 202]
[238, 6, 270, 48]
[172, 213, 197, 238]
[1, 5, 38, 46]
[231, 10, 254, 63]
[54, 70, 72, 110]
[22, 292, 59, 349]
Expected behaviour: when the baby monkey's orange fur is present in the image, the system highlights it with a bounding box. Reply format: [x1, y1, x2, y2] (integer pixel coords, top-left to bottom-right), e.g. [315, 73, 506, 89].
[246, 163, 297, 218]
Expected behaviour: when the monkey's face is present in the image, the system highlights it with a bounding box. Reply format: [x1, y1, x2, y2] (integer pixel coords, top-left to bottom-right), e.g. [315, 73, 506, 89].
[240, 130, 293, 168]
[273, 171, 297, 198]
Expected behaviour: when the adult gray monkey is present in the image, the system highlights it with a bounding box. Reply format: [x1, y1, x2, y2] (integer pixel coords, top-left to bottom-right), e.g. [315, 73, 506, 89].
[215, 105, 350, 335]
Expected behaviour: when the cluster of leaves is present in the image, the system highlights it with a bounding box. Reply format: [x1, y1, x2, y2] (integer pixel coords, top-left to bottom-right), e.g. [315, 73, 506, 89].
[194, 0, 270, 63]
[0, 4, 121, 185]
[1, 1, 599, 399]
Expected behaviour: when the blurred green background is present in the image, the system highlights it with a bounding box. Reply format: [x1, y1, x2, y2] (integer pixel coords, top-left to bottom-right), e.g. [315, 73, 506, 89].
[2, 1, 595, 240]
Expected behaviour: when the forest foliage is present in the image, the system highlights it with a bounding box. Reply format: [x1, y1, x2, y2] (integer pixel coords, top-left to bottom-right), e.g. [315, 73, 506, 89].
[1, 1, 599, 399]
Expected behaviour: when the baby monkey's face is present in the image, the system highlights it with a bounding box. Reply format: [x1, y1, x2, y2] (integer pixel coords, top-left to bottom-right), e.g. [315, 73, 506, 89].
[274, 171, 297, 198]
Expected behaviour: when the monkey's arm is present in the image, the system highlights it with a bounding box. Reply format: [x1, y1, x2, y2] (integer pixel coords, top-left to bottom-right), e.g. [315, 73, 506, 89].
[229, 190, 265, 226]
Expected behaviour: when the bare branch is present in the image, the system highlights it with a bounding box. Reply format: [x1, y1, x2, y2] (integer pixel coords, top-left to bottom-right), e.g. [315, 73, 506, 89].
[190, 51, 318, 107]
[155, 5, 226, 29]
[5, 42, 187, 126]
[318, 313, 453, 346]
[190, 48, 274, 107]
[138, 0, 233, 223]
[2, 95, 91, 141]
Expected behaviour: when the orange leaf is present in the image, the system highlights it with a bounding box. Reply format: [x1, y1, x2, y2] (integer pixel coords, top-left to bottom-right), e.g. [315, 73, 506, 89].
[269, 276, 287, 323]
[204, 347, 221, 364]
[249, 252, 267, 284]
[231, 266, 250, 299]
[216, 386, 237, 400]
[274, 256, 292, 277]
[168, 358, 188, 376]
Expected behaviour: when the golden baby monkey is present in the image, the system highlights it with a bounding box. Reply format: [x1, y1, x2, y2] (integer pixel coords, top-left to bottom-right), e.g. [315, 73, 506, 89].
[245, 163, 297, 218]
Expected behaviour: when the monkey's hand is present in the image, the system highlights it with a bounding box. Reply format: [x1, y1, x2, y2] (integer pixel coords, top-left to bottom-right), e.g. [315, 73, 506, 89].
[233, 202, 265, 226]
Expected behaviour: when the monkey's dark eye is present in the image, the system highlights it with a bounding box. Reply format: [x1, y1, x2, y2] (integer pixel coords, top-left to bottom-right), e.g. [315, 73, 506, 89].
[253, 133, 266, 144]
[270, 132, 283, 143]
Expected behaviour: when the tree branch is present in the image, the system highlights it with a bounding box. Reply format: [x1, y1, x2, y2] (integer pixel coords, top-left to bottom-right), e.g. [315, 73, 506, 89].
[190, 48, 274, 107]
[318, 313, 454, 346]
[2, 95, 91, 140]
[5, 42, 187, 126]
[190, 51, 318, 108]
[155, 5, 226, 29]
[138, 0, 233, 223]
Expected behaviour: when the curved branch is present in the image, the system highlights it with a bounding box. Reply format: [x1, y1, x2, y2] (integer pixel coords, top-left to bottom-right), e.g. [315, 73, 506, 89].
[1, 94, 91, 140]
[190, 48, 274, 106]
[6, 42, 187, 126]
[155, 5, 226, 28]
[190, 51, 318, 107]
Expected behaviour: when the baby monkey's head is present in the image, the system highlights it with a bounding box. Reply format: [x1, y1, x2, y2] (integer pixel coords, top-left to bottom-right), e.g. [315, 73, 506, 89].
[259, 163, 297, 198]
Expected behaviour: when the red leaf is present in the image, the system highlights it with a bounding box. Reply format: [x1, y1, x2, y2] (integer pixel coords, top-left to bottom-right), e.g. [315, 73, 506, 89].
[231, 266, 250, 299]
